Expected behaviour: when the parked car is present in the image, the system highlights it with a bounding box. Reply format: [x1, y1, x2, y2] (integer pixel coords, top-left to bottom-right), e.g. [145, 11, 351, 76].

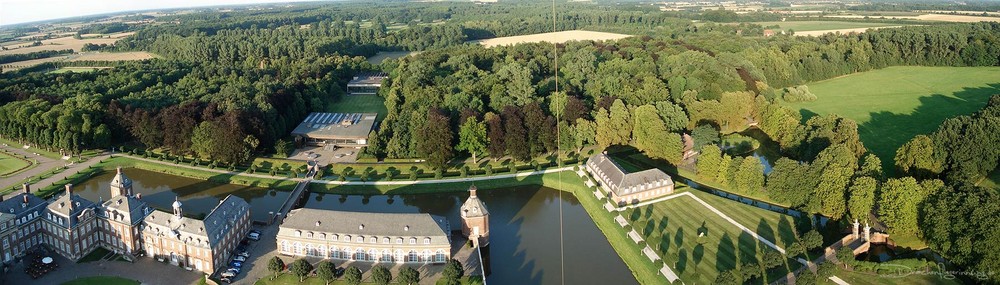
[229, 261, 242, 268]
[232, 256, 246, 262]
[247, 232, 261, 241]
[228, 267, 242, 274]
[221, 271, 236, 278]
[237, 251, 250, 258]
[249, 229, 261, 235]
[219, 277, 232, 284]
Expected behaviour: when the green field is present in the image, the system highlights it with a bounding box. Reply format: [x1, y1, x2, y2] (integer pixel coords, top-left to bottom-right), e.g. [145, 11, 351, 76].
[61, 276, 139, 285]
[790, 66, 1000, 172]
[627, 189, 803, 284]
[754, 21, 903, 31]
[326, 94, 388, 120]
[980, 168, 1000, 189]
[0, 151, 31, 176]
[832, 265, 962, 285]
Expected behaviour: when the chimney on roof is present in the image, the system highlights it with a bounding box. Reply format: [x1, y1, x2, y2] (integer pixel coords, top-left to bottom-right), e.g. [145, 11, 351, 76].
[22, 183, 30, 194]
[65, 184, 72, 197]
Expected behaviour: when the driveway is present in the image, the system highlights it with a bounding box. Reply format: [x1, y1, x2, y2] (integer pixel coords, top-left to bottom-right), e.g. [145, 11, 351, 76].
[0, 144, 65, 193]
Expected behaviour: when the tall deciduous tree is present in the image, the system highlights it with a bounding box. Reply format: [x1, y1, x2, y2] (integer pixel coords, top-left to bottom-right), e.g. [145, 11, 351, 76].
[697, 145, 723, 178]
[345, 266, 363, 285]
[894, 135, 945, 178]
[574, 118, 596, 152]
[608, 99, 633, 146]
[633, 105, 680, 162]
[878, 177, 924, 235]
[847, 176, 877, 221]
[654, 101, 689, 132]
[502, 106, 530, 161]
[736, 157, 765, 195]
[417, 109, 454, 169]
[442, 259, 465, 285]
[457, 117, 488, 163]
[484, 112, 505, 160]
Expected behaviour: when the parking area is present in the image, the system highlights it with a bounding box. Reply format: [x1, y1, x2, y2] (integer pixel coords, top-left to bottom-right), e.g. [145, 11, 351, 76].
[287, 145, 359, 165]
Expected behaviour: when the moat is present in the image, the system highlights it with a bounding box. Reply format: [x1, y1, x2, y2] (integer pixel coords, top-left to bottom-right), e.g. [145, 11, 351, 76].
[75, 169, 638, 285]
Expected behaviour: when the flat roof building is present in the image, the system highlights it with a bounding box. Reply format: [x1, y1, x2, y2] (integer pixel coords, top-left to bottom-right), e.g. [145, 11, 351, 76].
[346, 72, 388, 95]
[277, 208, 451, 264]
[291, 112, 378, 148]
[586, 153, 675, 206]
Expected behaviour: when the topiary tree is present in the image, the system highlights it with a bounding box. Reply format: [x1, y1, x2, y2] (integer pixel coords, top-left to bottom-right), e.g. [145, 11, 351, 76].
[290, 258, 313, 282]
[267, 256, 285, 280]
[836, 246, 855, 267]
[371, 265, 392, 285]
[484, 164, 493, 176]
[344, 266, 363, 285]
[316, 261, 336, 285]
[802, 230, 824, 251]
[397, 266, 420, 285]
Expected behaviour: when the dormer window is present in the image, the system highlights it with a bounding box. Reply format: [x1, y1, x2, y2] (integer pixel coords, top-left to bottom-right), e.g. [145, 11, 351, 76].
[409, 238, 416, 244]
[295, 230, 301, 237]
[423, 237, 431, 244]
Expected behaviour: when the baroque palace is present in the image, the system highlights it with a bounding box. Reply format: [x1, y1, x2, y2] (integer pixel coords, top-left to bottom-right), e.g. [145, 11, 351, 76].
[0, 168, 250, 274]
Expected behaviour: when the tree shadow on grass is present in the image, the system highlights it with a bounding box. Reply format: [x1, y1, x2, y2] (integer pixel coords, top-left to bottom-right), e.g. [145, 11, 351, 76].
[716, 233, 737, 273]
[738, 231, 759, 265]
[804, 84, 1000, 174]
[756, 219, 777, 250]
[778, 215, 796, 247]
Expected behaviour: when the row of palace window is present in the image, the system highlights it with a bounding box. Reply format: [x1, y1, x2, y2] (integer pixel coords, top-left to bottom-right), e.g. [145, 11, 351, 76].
[295, 231, 434, 245]
[280, 241, 447, 263]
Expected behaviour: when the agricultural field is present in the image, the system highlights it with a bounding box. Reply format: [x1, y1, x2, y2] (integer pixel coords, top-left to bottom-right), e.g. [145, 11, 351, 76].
[0, 32, 134, 55]
[2, 51, 157, 73]
[790, 66, 1000, 171]
[0, 152, 31, 176]
[470, 30, 631, 48]
[49, 67, 112, 73]
[325, 94, 389, 119]
[824, 13, 1000, 22]
[626, 189, 803, 284]
[755, 21, 905, 32]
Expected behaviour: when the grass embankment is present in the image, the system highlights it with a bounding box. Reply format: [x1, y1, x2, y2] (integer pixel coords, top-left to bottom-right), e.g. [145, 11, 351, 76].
[626, 189, 802, 284]
[754, 21, 904, 32]
[325, 93, 389, 119]
[832, 263, 963, 285]
[793, 66, 1000, 172]
[0, 151, 32, 176]
[61, 276, 140, 285]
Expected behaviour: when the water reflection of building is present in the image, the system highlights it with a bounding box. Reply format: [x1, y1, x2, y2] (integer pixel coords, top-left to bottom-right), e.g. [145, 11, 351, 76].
[277, 209, 451, 264]
[0, 168, 249, 276]
[143, 195, 251, 273]
[586, 153, 675, 206]
[460, 185, 490, 247]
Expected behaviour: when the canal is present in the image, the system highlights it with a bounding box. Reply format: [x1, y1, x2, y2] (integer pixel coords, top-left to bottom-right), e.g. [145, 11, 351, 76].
[76, 169, 638, 284]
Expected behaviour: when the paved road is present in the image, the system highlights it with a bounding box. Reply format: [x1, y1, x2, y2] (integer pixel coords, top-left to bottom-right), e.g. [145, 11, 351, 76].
[1, 153, 110, 201]
[0, 144, 65, 192]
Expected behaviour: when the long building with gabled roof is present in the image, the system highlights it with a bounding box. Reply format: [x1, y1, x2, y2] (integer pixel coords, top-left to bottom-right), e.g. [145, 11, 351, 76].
[586, 153, 675, 206]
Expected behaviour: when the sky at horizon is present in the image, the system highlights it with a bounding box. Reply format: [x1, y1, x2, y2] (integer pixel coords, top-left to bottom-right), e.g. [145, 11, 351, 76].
[0, 0, 321, 26]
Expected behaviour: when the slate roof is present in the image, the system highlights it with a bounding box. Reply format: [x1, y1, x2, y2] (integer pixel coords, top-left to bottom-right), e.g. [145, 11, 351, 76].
[47, 192, 98, 229]
[144, 195, 250, 248]
[103, 195, 151, 226]
[279, 209, 449, 243]
[460, 186, 488, 218]
[586, 153, 673, 196]
[0, 192, 46, 218]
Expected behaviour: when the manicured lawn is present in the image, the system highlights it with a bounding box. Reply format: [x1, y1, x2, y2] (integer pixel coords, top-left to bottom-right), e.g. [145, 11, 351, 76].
[0, 151, 31, 175]
[754, 21, 903, 31]
[626, 189, 802, 284]
[61, 276, 139, 285]
[792, 66, 1000, 172]
[326, 94, 388, 119]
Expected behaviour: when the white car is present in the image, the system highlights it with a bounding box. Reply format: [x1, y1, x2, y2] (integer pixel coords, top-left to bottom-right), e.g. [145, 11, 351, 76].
[232, 256, 246, 262]
[247, 232, 261, 241]
[221, 271, 236, 278]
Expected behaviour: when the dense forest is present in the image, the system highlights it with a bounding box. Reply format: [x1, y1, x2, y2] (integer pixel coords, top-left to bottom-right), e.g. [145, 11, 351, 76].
[0, 2, 998, 281]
